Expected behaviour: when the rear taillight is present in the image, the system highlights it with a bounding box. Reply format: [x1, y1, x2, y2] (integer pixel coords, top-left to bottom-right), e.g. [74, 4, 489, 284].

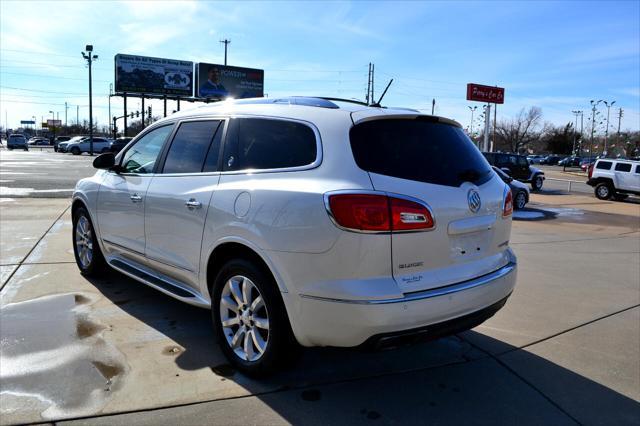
[588, 164, 594, 179]
[502, 186, 513, 217]
[326, 193, 434, 232]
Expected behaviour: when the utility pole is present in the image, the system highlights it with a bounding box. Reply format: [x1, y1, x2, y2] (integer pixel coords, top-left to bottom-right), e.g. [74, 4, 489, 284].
[602, 100, 615, 155]
[431, 98, 435, 115]
[616, 107, 623, 144]
[371, 64, 375, 105]
[108, 83, 113, 134]
[76, 105, 79, 125]
[82, 44, 98, 156]
[571, 110, 582, 155]
[220, 39, 231, 65]
[365, 63, 372, 104]
[589, 100, 602, 157]
[64, 102, 68, 127]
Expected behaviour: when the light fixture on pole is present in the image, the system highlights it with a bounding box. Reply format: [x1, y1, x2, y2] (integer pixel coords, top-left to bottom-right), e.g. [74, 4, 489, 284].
[82, 44, 98, 156]
[571, 110, 582, 155]
[49, 110, 56, 142]
[589, 100, 602, 156]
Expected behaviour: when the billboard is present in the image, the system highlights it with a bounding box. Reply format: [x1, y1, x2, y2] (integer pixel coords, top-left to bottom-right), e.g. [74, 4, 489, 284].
[47, 119, 62, 126]
[195, 63, 264, 99]
[115, 54, 193, 96]
[466, 83, 505, 104]
[20, 120, 36, 125]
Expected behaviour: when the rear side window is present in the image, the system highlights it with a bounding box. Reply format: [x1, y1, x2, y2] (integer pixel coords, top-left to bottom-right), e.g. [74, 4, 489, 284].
[596, 161, 613, 170]
[163, 120, 222, 173]
[223, 118, 317, 171]
[350, 119, 492, 187]
[636, 165, 640, 174]
[614, 163, 632, 172]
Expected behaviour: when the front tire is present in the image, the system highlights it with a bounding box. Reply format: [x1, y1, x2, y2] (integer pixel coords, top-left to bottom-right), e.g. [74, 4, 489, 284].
[531, 175, 543, 191]
[211, 258, 297, 376]
[71, 147, 81, 155]
[595, 182, 613, 200]
[515, 191, 527, 209]
[72, 207, 107, 276]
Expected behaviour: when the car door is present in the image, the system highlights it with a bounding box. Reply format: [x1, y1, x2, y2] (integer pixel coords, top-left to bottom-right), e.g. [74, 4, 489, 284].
[96, 124, 174, 265]
[144, 119, 225, 290]
[614, 162, 637, 191]
[515, 156, 530, 180]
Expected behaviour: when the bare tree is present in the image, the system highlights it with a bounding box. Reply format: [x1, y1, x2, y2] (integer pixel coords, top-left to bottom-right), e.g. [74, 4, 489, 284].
[494, 107, 543, 153]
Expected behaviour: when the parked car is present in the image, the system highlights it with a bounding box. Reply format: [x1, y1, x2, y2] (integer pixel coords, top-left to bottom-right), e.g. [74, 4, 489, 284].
[587, 158, 640, 200]
[109, 137, 133, 154]
[28, 137, 50, 146]
[483, 152, 545, 191]
[66, 137, 112, 155]
[54, 136, 72, 152]
[492, 167, 529, 209]
[539, 155, 565, 165]
[7, 134, 28, 150]
[58, 136, 87, 153]
[558, 156, 581, 167]
[72, 96, 518, 375]
[526, 154, 544, 164]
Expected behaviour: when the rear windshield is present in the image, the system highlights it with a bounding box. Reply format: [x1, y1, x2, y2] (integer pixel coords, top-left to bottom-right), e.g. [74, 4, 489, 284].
[350, 118, 492, 187]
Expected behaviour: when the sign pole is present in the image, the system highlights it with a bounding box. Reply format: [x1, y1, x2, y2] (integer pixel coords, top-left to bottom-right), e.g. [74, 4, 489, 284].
[484, 103, 491, 152]
[123, 93, 128, 137]
[141, 96, 145, 127]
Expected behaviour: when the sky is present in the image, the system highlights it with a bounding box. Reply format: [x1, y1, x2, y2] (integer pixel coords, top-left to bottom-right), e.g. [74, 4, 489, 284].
[1, 0, 639, 134]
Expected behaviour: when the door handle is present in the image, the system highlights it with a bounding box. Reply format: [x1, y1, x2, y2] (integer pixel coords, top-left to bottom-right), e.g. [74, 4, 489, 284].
[130, 194, 142, 203]
[185, 198, 202, 210]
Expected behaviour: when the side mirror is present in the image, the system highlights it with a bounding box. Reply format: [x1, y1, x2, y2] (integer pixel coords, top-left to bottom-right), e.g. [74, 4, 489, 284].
[93, 152, 115, 170]
[500, 167, 512, 177]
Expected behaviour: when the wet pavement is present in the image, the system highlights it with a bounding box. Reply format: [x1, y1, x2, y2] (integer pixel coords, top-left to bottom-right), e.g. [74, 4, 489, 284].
[0, 193, 638, 425]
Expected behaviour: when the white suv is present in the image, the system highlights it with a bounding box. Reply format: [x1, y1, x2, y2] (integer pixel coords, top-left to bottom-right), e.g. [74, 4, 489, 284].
[587, 158, 640, 200]
[72, 97, 517, 375]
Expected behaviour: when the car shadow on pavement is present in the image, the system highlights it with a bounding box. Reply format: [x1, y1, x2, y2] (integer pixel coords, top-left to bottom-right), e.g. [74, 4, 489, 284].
[85, 269, 640, 426]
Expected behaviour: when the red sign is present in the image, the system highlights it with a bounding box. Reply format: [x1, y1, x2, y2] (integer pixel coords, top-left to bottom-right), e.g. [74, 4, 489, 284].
[466, 83, 505, 104]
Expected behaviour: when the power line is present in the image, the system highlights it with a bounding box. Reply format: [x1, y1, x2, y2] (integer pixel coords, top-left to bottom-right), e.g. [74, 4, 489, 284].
[1, 71, 110, 82]
[0, 85, 107, 95]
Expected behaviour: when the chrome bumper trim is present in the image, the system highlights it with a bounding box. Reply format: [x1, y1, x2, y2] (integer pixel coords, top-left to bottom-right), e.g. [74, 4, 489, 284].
[299, 262, 516, 305]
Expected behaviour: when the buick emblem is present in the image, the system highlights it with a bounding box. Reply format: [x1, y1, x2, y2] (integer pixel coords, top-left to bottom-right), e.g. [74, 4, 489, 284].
[468, 189, 481, 213]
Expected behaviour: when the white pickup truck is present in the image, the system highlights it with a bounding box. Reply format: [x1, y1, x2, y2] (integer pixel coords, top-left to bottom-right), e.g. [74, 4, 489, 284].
[587, 159, 640, 200]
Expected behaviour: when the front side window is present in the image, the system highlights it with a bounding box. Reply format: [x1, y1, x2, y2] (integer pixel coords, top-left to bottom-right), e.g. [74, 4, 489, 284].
[517, 156, 529, 166]
[121, 125, 173, 174]
[162, 120, 223, 174]
[614, 163, 632, 172]
[635, 165, 640, 174]
[223, 118, 317, 171]
[596, 161, 613, 170]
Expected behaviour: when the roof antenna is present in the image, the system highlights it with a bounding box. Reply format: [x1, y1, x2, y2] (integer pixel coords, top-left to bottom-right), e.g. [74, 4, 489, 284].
[371, 79, 393, 107]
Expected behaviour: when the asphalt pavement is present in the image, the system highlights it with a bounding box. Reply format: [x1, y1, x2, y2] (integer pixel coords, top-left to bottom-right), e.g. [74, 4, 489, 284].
[0, 192, 638, 425]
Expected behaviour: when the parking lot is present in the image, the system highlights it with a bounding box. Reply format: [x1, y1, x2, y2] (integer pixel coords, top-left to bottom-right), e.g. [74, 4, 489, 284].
[1, 150, 639, 425]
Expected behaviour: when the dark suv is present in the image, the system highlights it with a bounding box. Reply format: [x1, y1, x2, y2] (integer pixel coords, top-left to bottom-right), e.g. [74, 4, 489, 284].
[483, 152, 545, 191]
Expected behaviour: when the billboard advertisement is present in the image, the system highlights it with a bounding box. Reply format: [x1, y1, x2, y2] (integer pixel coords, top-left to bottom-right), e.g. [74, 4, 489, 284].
[466, 83, 505, 104]
[115, 54, 193, 96]
[46, 119, 62, 126]
[195, 63, 264, 99]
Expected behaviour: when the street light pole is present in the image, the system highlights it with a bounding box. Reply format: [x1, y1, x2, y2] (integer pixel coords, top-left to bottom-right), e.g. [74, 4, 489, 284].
[82, 44, 98, 156]
[602, 100, 615, 155]
[589, 100, 602, 158]
[108, 83, 113, 135]
[49, 110, 56, 142]
[468, 105, 477, 143]
[571, 110, 582, 155]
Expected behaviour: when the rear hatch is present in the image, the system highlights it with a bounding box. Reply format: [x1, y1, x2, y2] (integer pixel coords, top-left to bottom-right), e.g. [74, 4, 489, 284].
[349, 115, 512, 293]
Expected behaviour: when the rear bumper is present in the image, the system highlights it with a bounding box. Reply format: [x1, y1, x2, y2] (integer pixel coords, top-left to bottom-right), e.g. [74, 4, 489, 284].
[286, 260, 517, 347]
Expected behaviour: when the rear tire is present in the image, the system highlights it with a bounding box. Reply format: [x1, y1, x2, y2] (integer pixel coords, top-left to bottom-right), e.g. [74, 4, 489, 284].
[531, 175, 543, 191]
[72, 207, 107, 277]
[515, 191, 527, 210]
[71, 147, 81, 155]
[595, 182, 613, 200]
[211, 258, 298, 376]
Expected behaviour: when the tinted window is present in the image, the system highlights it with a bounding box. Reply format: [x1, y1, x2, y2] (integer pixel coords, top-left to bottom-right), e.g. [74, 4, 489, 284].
[163, 120, 222, 174]
[614, 163, 632, 172]
[223, 118, 317, 171]
[517, 156, 529, 166]
[636, 165, 640, 174]
[483, 153, 495, 165]
[596, 161, 613, 170]
[121, 125, 173, 174]
[350, 119, 492, 187]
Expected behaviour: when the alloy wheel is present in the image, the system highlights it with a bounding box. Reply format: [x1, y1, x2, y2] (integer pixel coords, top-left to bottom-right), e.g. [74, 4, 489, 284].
[75, 216, 93, 269]
[219, 275, 270, 362]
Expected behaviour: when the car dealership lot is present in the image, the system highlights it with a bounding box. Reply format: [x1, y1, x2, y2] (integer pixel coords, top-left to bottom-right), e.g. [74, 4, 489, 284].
[0, 188, 638, 425]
